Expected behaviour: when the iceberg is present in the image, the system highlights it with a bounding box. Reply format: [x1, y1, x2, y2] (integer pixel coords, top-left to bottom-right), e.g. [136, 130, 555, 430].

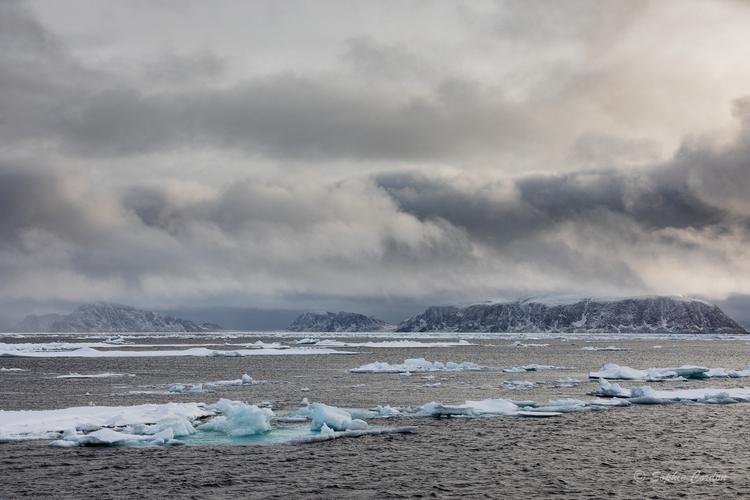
[195, 399, 274, 436]
[309, 403, 368, 432]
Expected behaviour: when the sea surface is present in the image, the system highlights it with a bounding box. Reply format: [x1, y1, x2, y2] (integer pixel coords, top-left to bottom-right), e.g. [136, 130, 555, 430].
[2, 334, 750, 499]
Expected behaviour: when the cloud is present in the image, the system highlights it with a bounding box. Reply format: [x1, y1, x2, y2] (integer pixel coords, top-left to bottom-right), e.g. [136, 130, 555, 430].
[2, 1, 750, 324]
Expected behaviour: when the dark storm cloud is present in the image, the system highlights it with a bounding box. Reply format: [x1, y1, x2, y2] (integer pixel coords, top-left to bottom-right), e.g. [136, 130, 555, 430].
[0, 164, 111, 244]
[378, 112, 749, 251]
[50, 75, 529, 161]
[0, 1, 538, 163]
[2, 0, 750, 320]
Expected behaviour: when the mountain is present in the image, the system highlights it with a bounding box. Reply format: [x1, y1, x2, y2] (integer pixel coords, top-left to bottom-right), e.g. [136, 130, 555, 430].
[395, 295, 746, 334]
[6, 314, 66, 333]
[286, 311, 393, 332]
[48, 303, 205, 333]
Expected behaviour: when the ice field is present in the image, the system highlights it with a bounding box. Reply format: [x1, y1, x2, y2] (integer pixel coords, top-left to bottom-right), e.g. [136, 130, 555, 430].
[3, 332, 750, 498]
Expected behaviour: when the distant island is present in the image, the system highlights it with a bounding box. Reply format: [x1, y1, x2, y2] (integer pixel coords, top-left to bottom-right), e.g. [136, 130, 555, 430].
[286, 295, 747, 334]
[286, 311, 392, 332]
[4, 295, 745, 334]
[6, 303, 222, 333]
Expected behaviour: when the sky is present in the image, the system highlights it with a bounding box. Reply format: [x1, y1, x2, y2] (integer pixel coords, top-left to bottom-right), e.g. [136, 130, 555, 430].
[2, 0, 750, 329]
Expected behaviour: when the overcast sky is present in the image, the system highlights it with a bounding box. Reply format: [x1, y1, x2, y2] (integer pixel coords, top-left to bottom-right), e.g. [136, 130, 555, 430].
[2, 0, 750, 328]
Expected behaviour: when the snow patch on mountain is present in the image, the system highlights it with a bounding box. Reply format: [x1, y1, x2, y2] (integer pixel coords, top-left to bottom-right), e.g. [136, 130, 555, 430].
[395, 295, 745, 334]
[49, 303, 205, 333]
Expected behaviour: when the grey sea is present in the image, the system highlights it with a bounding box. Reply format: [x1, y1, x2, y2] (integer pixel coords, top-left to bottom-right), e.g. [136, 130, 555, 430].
[2, 334, 750, 499]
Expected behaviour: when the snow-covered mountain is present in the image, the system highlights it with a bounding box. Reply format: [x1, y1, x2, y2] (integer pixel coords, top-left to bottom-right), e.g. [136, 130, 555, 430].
[286, 311, 393, 332]
[395, 295, 746, 334]
[6, 314, 66, 333]
[48, 303, 205, 333]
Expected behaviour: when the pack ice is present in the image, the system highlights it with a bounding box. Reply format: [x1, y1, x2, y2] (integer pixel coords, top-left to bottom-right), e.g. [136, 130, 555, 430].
[592, 378, 750, 404]
[349, 358, 495, 373]
[589, 363, 750, 380]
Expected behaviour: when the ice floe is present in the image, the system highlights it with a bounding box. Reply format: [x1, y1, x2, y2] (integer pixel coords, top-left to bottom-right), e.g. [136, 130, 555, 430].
[286, 339, 475, 348]
[589, 363, 750, 381]
[350, 358, 495, 373]
[195, 399, 274, 436]
[0, 402, 213, 442]
[55, 373, 136, 379]
[502, 364, 575, 373]
[508, 341, 549, 348]
[287, 426, 418, 444]
[500, 381, 536, 390]
[580, 346, 631, 351]
[309, 403, 368, 431]
[0, 345, 354, 358]
[591, 378, 750, 404]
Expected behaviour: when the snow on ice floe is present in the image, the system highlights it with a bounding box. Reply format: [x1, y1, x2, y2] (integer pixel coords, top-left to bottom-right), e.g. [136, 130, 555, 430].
[350, 358, 574, 374]
[110, 374, 270, 396]
[589, 363, 750, 381]
[285, 339, 475, 348]
[286, 426, 418, 444]
[580, 346, 631, 351]
[508, 341, 549, 348]
[591, 378, 750, 404]
[0, 345, 355, 358]
[195, 399, 274, 436]
[350, 358, 497, 373]
[0, 402, 213, 443]
[502, 364, 575, 373]
[309, 403, 368, 431]
[0, 367, 26, 371]
[56, 373, 136, 379]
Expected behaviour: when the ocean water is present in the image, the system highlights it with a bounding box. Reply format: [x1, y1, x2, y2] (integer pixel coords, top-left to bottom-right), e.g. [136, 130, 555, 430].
[2, 335, 750, 498]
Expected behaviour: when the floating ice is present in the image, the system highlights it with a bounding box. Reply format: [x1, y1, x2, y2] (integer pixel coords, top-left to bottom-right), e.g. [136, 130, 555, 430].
[50, 427, 180, 447]
[500, 381, 535, 390]
[309, 403, 368, 432]
[286, 426, 418, 445]
[55, 373, 135, 379]
[0, 402, 213, 442]
[0, 345, 355, 358]
[591, 379, 750, 404]
[463, 399, 519, 415]
[417, 402, 473, 417]
[556, 377, 581, 384]
[508, 341, 549, 348]
[593, 378, 631, 397]
[580, 346, 631, 351]
[589, 363, 750, 381]
[588, 398, 631, 407]
[208, 350, 243, 357]
[0, 367, 26, 371]
[350, 358, 494, 373]
[195, 399, 274, 436]
[502, 364, 575, 373]
[314, 339, 474, 348]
